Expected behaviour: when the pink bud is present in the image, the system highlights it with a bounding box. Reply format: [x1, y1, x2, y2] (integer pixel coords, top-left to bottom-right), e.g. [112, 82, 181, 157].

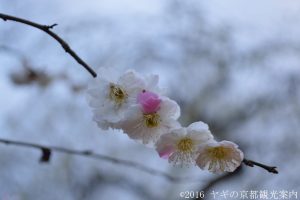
[137, 91, 161, 114]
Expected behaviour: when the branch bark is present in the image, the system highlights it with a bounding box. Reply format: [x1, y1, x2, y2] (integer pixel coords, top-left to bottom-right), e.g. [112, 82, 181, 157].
[243, 159, 278, 174]
[0, 13, 97, 78]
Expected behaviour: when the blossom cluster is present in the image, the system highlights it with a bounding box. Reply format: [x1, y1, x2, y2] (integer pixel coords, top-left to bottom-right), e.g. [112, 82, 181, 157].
[87, 68, 244, 174]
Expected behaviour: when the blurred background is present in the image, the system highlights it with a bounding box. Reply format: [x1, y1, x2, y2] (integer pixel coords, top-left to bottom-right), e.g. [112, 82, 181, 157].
[1, 0, 300, 199]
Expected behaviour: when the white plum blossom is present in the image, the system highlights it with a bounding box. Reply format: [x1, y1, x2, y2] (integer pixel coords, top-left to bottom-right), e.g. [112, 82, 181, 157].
[119, 91, 180, 144]
[87, 67, 160, 129]
[196, 140, 244, 174]
[87, 67, 245, 175]
[155, 121, 213, 166]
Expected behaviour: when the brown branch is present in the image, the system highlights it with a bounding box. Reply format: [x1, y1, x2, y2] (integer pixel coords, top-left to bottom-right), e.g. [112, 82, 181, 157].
[0, 13, 97, 78]
[243, 159, 278, 174]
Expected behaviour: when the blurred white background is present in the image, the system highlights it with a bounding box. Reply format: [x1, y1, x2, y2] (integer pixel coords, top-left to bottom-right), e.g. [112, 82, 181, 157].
[1, 0, 300, 199]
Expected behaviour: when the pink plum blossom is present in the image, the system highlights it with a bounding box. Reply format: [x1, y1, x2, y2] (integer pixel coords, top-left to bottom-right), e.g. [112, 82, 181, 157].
[137, 90, 161, 114]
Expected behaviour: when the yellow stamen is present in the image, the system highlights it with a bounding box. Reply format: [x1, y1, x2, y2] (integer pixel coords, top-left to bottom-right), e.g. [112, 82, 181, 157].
[177, 138, 194, 153]
[109, 84, 127, 105]
[143, 113, 160, 128]
[207, 146, 229, 159]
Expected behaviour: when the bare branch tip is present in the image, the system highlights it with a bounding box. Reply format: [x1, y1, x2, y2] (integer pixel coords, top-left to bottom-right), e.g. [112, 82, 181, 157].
[269, 167, 279, 174]
[0, 13, 97, 77]
[49, 23, 58, 29]
[43, 23, 58, 30]
[243, 159, 278, 174]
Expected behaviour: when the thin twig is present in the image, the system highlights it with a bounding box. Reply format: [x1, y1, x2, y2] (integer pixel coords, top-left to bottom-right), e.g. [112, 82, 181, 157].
[0, 138, 204, 183]
[243, 159, 278, 174]
[0, 13, 97, 78]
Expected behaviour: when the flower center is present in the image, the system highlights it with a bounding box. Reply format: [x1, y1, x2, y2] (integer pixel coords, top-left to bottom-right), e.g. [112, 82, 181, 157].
[177, 138, 194, 153]
[109, 84, 127, 105]
[143, 113, 160, 128]
[207, 147, 229, 159]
